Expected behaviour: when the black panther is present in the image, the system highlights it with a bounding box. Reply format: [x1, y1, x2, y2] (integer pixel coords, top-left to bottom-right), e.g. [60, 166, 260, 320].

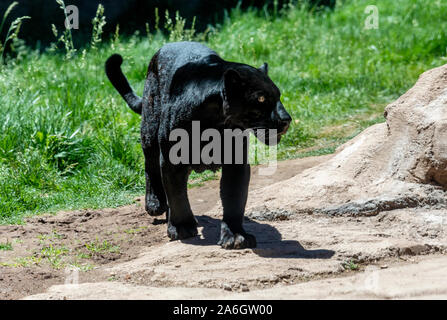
[105, 41, 291, 249]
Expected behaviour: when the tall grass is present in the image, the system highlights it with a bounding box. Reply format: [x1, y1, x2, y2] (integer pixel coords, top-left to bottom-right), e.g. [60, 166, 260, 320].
[0, 0, 446, 223]
[0, 1, 30, 63]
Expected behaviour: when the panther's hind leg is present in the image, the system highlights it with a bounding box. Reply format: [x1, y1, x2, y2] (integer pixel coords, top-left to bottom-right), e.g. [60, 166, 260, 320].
[218, 164, 256, 249]
[143, 144, 168, 216]
[160, 159, 198, 240]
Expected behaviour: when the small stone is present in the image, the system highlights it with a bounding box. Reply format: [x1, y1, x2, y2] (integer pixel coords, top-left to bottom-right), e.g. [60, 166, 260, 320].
[380, 265, 388, 269]
[223, 283, 232, 291]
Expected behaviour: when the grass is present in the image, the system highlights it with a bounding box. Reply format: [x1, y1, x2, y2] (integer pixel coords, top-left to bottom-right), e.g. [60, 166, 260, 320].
[0, 241, 13, 251]
[124, 226, 147, 235]
[0, 0, 446, 224]
[342, 259, 360, 271]
[85, 239, 120, 254]
[11, 255, 42, 267]
[0, 235, 106, 269]
[40, 244, 69, 269]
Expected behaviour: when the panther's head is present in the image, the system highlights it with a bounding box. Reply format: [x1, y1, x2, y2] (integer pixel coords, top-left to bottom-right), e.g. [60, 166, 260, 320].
[221, 63, 292, 146]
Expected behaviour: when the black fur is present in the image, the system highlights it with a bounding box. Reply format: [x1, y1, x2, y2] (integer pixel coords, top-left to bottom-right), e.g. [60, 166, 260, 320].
[105, 41, 291, 249]
[105, 54, 143, 114]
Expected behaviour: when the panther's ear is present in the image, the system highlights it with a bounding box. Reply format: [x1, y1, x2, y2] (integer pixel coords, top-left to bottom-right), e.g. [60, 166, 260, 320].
[223, 68, 243, 90]
[259, 62, 268, 75]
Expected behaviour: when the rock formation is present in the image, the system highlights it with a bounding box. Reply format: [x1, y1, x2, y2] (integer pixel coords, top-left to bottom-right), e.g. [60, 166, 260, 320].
[247, 64, 447, 218]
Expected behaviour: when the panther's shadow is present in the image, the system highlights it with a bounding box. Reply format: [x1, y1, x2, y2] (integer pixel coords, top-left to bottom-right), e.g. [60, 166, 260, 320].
[180, 215, 335, 259]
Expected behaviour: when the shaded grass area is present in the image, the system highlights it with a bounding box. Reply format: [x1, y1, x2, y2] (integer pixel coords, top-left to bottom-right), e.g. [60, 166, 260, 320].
[1, 0, 447, 223]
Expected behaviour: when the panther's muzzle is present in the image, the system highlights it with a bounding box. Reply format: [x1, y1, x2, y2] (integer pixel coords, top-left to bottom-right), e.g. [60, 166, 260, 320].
[274, 101, 292, 135]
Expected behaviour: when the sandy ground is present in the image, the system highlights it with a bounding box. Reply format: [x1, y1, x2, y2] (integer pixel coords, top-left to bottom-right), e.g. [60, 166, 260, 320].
[1, 155, 446, 300]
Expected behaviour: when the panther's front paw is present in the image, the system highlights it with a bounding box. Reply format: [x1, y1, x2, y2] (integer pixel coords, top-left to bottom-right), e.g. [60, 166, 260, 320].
[167, 221, 198, 240]
[218, 222, 257, 249]
[145, 194, 167, 217]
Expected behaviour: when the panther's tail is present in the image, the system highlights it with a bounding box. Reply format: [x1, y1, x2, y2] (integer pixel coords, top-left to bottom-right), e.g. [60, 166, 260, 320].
[105, 54, 142, 115]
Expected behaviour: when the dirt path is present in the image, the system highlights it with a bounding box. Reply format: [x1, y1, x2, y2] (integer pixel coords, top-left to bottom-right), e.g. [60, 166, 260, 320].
[1, 155, 446, 300]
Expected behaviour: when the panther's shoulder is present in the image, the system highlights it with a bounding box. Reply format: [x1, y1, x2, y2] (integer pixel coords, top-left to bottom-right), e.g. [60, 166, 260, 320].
[159, 41, 220, 66]
[160, 41, 217, 54]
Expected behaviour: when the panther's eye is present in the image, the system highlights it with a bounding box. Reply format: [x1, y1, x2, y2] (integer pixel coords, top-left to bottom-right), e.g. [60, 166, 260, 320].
[258, 95, 265, 103]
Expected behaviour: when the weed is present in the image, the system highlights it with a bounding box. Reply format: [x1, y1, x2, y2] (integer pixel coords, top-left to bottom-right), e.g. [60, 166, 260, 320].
[52, 0, 76, 59]
[76, 251, 90, 259]
[124, 226, 147, 235]
[68, 262, 94, 272]
[165, 10, 196, 42]
[188, 170, 219, 188]
[91, 4, 106, 50]
[108, 275, 118, 281]
[0, 241, 13, 251]
[85, 239, 120, 254]
[40, 244, 69, 269]
[13, 255, 42, 267]
[343, 259, 360, 271]
[0, 1, 30, 64]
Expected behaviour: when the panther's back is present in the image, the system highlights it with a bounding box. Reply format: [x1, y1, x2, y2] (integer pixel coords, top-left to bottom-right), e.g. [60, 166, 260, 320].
[158, 41, 219, 72]
[152, 42, 220, 95]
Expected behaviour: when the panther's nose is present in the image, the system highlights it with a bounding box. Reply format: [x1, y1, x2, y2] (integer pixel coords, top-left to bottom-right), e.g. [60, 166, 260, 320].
[279, 115, 291, 127]
[276, 101, 291, 134]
